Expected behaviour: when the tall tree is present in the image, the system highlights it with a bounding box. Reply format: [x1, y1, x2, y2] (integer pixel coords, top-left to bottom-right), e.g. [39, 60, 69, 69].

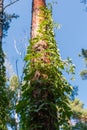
[28, 0, 57, 129]
[0, 0, 19, 129]
[17, 0, 72, 129]
[0, 0, 8, 129]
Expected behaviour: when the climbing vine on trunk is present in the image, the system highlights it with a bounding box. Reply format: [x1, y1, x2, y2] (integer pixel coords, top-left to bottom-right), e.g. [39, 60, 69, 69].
[17, 4, 72, 130]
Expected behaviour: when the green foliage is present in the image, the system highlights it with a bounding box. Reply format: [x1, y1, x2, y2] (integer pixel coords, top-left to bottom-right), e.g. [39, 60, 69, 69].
[0, 46, 17, 130]
[79, 49, 87, 79]
[0, 1, 19, 129]
[3, 13, 19, 37]
[0, 44, 9, 129]
[17, 5, 73, 130]
[8, 75, 20, 129]
[10, 75, 19, 90]
[70, 99, 84, 118]
[80, 69, 87, 79]
[64, 57, 75, 81]
[60, 99, 87, 130]
[69, 99, 87, 130]
[72, 122, 87, 130]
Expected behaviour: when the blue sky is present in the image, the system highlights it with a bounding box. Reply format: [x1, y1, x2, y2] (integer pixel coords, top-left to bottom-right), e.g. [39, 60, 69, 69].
[54, 0, 87, 108]
[4, 0, 87, 107]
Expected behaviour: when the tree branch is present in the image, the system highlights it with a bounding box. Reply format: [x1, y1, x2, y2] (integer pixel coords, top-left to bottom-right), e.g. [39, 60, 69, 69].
[4, 0, 20, 10]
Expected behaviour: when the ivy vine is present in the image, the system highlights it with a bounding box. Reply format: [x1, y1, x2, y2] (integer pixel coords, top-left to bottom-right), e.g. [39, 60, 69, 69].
[17, 5, 73, 130]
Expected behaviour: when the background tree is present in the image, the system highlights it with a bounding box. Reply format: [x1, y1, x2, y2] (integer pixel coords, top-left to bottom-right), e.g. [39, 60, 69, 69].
[8, 75, 20, 130]
[80, 0, 87, 4]
[0, 0, 19, 129]
[0, 0, 9, 129]
[79, 49, 87, 79]
[80, 0, 87, 11]
[70, 99, 87, 130]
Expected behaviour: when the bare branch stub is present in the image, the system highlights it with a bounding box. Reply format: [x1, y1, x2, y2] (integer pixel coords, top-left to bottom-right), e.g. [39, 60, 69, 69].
[4, 0, 20, 10]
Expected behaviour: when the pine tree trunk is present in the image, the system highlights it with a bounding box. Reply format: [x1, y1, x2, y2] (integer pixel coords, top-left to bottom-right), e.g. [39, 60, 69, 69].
[31, 0, 46, 38]
[30, 0, 58, 129]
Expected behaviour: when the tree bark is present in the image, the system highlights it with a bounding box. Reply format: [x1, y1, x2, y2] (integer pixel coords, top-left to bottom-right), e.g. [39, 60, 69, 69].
[0, 0, 3, 42]
[31, 0, 46, 38]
